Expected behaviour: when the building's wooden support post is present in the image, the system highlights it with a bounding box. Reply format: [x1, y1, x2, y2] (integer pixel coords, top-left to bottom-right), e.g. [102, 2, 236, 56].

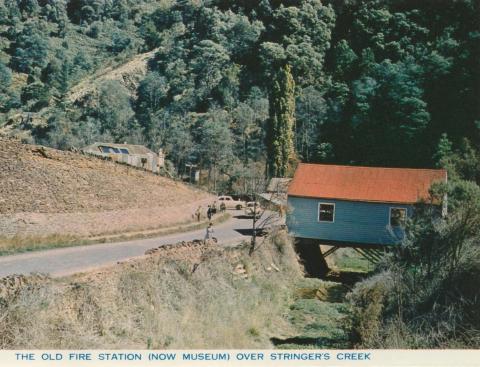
[353, 247, 385, 264]
[322, 246, 340, 258]
[294, 238, 329, 277]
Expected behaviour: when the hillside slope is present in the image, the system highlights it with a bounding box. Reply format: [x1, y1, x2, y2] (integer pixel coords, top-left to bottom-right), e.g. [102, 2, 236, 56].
[1, 48, 158, 136]
[66, 48, 158, 104]
[0, 138, 212, 238]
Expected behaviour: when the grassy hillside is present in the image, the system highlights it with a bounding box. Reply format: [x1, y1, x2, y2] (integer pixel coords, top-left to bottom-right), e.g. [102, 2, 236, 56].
[0, 230, 372, 349]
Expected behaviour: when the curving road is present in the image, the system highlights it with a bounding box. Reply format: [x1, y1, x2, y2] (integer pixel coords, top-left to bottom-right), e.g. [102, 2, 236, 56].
[0, 211, 276, 278]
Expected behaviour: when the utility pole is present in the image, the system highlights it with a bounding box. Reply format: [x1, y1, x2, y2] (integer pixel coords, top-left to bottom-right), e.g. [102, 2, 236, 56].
[252, 194, 257, 247]
[213, 162, 217, 194]
[250, 180, 258, 255]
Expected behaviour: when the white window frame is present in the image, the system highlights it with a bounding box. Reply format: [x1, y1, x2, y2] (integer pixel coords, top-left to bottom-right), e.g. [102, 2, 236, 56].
[389, 207, 407, 227]
[318, 202, 335, 223]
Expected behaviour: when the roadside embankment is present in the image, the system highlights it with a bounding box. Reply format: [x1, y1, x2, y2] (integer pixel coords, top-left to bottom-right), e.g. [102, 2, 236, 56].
[0, 230, 303, 349]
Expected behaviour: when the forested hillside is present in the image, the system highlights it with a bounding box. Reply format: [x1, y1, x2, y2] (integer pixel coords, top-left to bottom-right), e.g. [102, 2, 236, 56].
[0, 0, 478, 187]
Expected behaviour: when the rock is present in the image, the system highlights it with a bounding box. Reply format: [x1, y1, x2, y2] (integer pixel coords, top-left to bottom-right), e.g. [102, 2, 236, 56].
[270, 263, 280, 272]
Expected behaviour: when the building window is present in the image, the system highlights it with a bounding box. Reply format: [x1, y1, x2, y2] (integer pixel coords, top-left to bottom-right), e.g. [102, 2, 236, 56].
[120, 148, 129, 154]
[99, 146, 112, 153]
[390, 207, 407, 227]
[99, 146, 120, 153]
[318, 203, 335, 222]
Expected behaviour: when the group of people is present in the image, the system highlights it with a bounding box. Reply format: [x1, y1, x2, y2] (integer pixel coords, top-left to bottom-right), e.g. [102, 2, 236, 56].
[207, 201, 227, 219]
[194, 201, 227, 222]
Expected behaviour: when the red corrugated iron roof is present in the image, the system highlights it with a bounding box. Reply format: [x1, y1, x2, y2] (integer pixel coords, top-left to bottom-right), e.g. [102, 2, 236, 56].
[288, 163, 447, 204]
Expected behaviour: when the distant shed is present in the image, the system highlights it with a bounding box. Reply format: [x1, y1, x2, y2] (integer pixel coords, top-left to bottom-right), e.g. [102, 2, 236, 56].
[259, 177, 292, 207]
[286, 163, 447, 246]
[83, 142, 164, 173]
[266, 178, 292, 194]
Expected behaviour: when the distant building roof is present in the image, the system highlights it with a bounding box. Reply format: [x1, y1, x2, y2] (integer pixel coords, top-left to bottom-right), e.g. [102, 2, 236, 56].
[266, 178, 291, 193]
[288, 163, 447, 204]
[259, 192, 287, 206]
[84, 142, 155, 155]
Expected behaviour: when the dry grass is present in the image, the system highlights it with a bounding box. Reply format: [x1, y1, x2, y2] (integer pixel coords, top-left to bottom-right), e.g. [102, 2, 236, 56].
[0, 230, 302, 349]
[0, 213, 230, 256]
[89, 212, 231, 243]
[0, 234, 83, 256]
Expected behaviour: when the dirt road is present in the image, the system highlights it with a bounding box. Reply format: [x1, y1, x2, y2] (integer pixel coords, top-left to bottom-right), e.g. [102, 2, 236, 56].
[0, 211, 277, 277]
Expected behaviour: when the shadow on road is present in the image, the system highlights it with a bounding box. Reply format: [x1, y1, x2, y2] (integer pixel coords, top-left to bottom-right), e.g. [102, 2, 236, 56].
[234, 215, 254, 220]
[234, 228, 268, 237]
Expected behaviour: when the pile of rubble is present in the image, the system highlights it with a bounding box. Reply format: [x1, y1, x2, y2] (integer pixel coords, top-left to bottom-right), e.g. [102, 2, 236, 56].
[144, 239, 218, 256]
[143, 239, 223, 266]
[0, 274, 48, 304]
[143, 239, 282, 281]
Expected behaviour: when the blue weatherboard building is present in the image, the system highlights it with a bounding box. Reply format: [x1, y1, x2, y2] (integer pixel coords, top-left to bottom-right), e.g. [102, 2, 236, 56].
[286, 164, 447, 247]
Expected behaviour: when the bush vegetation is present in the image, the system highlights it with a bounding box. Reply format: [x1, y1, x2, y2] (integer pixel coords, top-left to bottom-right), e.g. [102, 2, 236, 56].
[348, 147, 480, 348]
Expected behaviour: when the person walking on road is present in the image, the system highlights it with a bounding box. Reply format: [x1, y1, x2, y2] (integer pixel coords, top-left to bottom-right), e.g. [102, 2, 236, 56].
[212, 201, 218, 214]
[205, 223, 214, 242]
[207, 205, 213, 220]
[195, 206, 202, 222]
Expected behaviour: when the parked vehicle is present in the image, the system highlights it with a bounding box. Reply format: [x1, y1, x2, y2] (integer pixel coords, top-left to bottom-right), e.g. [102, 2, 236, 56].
[217, 195, 245, 210]
[244, 201, 262, 218]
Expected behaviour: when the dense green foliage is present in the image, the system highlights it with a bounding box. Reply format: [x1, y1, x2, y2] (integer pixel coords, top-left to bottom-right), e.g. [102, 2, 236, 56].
[266, 64, 296, 177]
[0, 0, 478, 186]
[323, 0, 479, 167]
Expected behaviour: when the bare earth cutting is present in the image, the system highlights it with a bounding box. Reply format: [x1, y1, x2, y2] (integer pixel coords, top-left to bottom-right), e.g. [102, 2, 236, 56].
[0, 138, 213, 247]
